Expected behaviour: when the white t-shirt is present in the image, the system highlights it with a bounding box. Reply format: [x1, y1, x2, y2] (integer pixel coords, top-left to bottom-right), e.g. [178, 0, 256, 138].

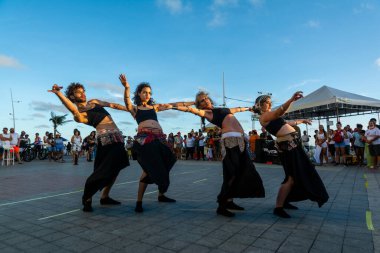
[186, 137, 195, 148]
[10, 133, 19, 146]
[365, 128, 380, 145]
[344, 132, 352, 146]
[199, 138, 204, 147]
[1, 133, 11, 147]
[301, 134, 310, 146]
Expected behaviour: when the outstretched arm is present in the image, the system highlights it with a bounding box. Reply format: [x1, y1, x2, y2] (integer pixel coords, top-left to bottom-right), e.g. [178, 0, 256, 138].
[154, 101, 195, 112]
[172, 105, 210, 119]
[48, 85, 86, 123]
[260, 91, 303, 122]
[88, 99, 128, 111]
[286, 119, 312, 126]
[119, 74, 136, 116]
[229, 107, 252, 114]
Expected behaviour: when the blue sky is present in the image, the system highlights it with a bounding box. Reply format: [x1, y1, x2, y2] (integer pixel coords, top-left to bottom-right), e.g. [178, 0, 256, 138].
[1, 0, 380, 139]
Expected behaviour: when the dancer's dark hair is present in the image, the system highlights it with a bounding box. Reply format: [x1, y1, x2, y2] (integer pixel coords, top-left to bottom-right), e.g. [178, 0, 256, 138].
[253, 95, 271, 115]
[65, 83, 85, 102]
[195, 91, 214, 109]
[133, 82, 155, 106]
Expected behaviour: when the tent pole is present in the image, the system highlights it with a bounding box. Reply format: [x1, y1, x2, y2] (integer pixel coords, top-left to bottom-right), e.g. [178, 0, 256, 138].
[326, 116, 329, 131]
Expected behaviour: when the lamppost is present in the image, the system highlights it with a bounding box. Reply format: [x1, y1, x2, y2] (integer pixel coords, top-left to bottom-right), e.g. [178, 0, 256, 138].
[10, 89, 21, 130]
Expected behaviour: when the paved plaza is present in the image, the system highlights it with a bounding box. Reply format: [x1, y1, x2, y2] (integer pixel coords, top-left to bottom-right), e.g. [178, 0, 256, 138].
[0, 158, 379, 253]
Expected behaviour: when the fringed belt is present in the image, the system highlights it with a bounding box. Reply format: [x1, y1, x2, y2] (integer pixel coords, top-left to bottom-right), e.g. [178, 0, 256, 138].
[97, 130, 124, 146]
[136, 130, 167, 146]
[275, 132, 300, 152]
[221, 132, 247, 159]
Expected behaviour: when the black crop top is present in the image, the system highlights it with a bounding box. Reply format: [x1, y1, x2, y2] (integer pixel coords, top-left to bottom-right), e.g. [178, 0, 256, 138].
[135, 108, 158, 124]
[265, 117, 286, 136]
[210, 108, 232, 128]
[85, 104, 110, 128]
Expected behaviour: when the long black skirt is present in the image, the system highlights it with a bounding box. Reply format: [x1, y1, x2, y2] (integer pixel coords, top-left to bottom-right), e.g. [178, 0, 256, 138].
[83, 142, 129, 199]
[279, 144, 329, 207]
[133, 139, 176, 193]
[217, 146, 265, 204]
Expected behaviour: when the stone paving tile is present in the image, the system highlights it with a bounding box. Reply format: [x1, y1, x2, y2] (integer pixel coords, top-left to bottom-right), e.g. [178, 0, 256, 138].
[0, 160, 377, 252]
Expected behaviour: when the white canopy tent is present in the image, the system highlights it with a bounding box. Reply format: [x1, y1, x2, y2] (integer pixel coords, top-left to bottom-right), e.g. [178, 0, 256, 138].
[284, 85, 380, 120]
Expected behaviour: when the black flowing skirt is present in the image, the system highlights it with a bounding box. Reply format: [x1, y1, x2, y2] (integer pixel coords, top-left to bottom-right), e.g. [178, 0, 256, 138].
[83, 142, 129, 199]
[217, 146, 265, 203]
[279, 144, 329, 207]
[133, 139, 176, 193]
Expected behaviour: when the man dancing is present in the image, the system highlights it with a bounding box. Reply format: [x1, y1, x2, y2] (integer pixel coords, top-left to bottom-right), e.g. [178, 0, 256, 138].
[49, 83, 130, 212]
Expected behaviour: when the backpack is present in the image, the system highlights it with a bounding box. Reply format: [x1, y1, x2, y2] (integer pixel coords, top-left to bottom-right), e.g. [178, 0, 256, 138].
[333, 131, 344, 143]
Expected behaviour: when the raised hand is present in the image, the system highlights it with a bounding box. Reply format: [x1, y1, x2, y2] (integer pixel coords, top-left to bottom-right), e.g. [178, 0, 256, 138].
[303, 119, 312, 125]
[48, 84, 63, 94]
[119, 74, 129, 88]
[291, 91, 303, 102]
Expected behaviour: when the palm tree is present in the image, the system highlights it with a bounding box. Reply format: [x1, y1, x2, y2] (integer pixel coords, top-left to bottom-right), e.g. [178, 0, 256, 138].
[49, 112, 73, 137]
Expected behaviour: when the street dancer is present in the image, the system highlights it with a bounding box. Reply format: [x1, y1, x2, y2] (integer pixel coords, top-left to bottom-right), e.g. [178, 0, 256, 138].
[254, 91, 329, 218]
[119, 74, 193, 213]
[49, 83, 129, 212]
[173, 91, 265, 217]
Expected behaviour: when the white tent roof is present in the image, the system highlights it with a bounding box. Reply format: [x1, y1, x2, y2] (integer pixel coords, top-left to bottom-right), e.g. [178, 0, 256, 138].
[284, 85, 380, 119]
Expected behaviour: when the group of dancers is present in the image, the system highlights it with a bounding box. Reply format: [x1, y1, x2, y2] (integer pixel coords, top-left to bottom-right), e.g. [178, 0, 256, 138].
[49, 74, 329, 218]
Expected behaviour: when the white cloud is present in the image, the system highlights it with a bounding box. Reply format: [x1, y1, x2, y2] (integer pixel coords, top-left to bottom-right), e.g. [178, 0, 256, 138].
[212, 0, 238, 8]
[0, 54, 23, 68]
[354, 2, 374, 14]
[157, 0, 191, 14]
[30, 101, 68, 113]
[375, 58, 380, 68]
[306, 20, 320, 28]
[248, 0, 265, 8]
[208, 11, 226, 27]
[208, 0, 239, 27]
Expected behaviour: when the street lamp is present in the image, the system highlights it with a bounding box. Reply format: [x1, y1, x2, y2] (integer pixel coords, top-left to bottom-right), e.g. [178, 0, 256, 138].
[10, 89, 21, 130]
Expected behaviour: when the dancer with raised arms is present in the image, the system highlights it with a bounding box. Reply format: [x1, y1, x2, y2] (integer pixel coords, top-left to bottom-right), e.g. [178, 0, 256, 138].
[119, 74, 194, 213]
[254, 91, 329, 218]
[173, 91, 265, 217]
[49, 83, 130, 212]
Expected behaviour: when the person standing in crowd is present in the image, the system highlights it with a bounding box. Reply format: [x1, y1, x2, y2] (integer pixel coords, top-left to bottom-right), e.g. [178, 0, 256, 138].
[353, 124, 365, 166]
[167, 133, 175, 153]
[186, 133, 195, 160]
[119, 73, 193, 213]
[365, 120, 380, 169]
[173, 91, 265, 217]
[343, 126, 353, 162]
[254, 91, 328, 218]
[316, 125, 328, 166]
[86, 131, 96, 162]
[49, 83, 129, 212]
[54, 133, 66, 162]
[18, 131, 29, 154]
[333, 122, 346, 166]
[174, 132, 183, 160]
[197, 132, 205, 160]
[327, 129, 335, 162]
[46, 133, 55, 162]
[9, 128, 22, 164]
[249, 130, 259, 160]
[0, 127, 12, 161]
[71, 129, 82, 165]
[301, 130, 310, 152]
[33, 133, 42, 157]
